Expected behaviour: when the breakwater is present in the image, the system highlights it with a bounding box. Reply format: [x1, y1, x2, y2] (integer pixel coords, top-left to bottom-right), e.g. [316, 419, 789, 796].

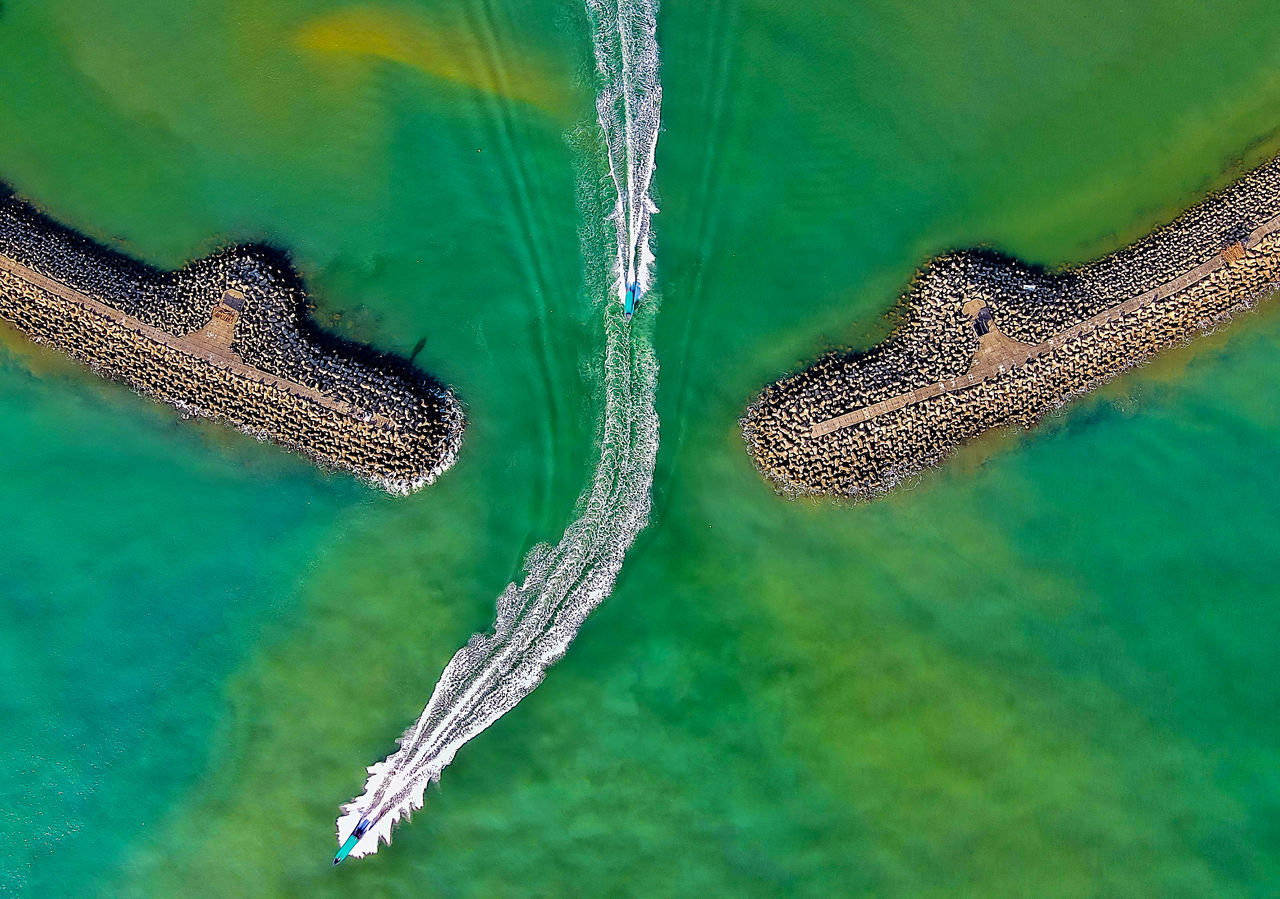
[743, 156, 1280, 498]
[0, 191, 464, 494]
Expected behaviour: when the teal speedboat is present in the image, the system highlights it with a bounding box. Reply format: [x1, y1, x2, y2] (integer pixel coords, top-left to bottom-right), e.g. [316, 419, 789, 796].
[623, 281, 640, 320]
[334, 816, 372, 866]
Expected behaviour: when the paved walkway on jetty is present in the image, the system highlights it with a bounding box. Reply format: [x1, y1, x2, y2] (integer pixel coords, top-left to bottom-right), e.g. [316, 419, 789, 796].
[0, 251, 393, 428]
[811, 210, 1280, 438]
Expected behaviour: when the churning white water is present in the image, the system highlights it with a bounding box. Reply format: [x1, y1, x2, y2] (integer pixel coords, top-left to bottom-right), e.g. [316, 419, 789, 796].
[335, 0, 662, 859]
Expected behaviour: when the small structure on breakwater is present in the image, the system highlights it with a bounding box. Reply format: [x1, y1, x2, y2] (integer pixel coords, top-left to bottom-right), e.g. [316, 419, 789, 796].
[0, 191, 464, 494]
[189, 288, 246, 352]
[742, 154, 1280, 500]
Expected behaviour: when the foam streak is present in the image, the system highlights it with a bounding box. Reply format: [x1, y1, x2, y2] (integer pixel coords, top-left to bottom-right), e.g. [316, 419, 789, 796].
[336, 0, 662, 859]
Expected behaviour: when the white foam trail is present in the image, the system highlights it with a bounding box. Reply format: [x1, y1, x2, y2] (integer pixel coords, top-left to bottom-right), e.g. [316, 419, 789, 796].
[595, 0, 662, 300]
[336, 0, 662, 859]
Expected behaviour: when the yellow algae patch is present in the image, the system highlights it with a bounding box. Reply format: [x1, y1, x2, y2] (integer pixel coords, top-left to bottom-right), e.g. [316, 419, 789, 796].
[0, 315, 85, 382]
[295, 6, 574, 120]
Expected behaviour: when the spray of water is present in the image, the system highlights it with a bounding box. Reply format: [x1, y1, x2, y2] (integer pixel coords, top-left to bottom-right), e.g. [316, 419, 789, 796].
[595, 0, 662, 301]
[334, 0, 662, 860]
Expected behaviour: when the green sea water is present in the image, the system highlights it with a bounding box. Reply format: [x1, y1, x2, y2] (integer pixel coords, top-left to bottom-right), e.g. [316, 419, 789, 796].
[2, 0, 1280, 894]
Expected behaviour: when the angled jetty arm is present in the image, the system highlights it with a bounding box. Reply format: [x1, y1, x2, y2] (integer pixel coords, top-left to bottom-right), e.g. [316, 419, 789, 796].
[743, 157, 1280, 500]
[0, 193, 464, 493]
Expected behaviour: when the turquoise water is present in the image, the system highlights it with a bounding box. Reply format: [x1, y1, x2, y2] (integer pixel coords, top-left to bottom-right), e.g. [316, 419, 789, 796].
[2, 0, 1280, 893]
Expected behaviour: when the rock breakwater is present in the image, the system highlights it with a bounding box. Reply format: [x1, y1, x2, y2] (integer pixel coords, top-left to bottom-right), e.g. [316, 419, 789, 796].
[743, 156, 1280, 499]
[0, 190, 464, 493]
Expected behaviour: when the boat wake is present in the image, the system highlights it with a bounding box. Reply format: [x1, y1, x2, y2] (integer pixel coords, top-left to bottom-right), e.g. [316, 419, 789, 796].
[335, 0, 662, 861]
[594, 0, 662, 305]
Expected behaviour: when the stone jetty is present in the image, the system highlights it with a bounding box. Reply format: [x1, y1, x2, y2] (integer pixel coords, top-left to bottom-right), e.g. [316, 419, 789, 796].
[0, 190, 464, 494]
[743, 155, 1280, 499]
